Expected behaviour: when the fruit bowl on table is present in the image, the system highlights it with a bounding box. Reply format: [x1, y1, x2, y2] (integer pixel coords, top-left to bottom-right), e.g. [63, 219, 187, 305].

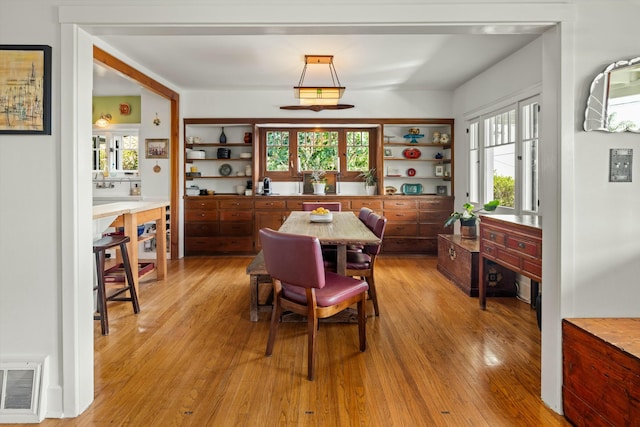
[310, 212, 333, 223]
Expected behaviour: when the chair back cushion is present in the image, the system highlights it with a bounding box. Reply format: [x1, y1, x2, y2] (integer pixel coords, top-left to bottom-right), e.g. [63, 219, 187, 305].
[364, 215, 387, 255]
[302, 202, 342, 212]
[259, 228, 325, 289]
[365, 212, 380, 231]
[358, 207, 374, 223]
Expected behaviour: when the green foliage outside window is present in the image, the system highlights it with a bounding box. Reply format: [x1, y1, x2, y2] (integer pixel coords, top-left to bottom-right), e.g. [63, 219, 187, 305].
[493, 173, 515, 207]
[266, 131, 290, 171]
[346, 131, 369, 171]
[298, 131, 338, 171]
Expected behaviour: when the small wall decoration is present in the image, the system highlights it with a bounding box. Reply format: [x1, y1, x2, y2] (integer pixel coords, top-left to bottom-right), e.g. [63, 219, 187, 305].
[436, 185, 448, 195]
[384, 148, 392, 157]
[145, 138, 169, 159]
[434, 165, 445, 177]
[0, 45, 52, 134]
[119, 103, 131, 115]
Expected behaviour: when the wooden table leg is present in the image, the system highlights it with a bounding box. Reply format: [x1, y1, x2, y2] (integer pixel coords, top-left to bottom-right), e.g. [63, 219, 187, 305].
[336, 244, 347, 276]
[479, 254, 486, 310]
[249, 275, 259, 322]
[155, 208, 167, 280]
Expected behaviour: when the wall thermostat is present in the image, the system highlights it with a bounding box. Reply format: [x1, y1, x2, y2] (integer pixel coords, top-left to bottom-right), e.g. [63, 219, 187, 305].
[609, 149, 632, 182]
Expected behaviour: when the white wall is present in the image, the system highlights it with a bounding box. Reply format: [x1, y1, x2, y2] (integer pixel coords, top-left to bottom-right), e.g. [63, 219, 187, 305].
[140, 89, 172, 199]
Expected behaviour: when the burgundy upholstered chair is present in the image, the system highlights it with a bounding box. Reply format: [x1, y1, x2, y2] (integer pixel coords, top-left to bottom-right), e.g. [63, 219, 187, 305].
[302, 201, 342, 212]
[259, 228, 368, 381]
[324, 213, 387, 316]
[358, 207, 374, 224]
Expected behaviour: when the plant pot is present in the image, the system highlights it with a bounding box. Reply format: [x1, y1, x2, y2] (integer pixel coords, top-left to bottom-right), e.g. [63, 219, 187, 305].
[460, 219, 477, 239]
[365, 185, 376, 196]
[313, 182, 326, 195]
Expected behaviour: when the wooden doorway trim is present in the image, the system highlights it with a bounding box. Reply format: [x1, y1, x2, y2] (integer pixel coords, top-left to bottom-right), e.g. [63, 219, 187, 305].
[93, 46, 180, 259]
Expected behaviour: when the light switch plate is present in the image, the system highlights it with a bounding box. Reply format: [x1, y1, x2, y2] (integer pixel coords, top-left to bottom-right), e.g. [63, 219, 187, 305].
[610, 148, 632, 182]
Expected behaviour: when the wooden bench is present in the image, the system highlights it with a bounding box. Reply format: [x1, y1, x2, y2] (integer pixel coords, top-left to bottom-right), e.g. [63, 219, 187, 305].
[245, 251, 273, 321]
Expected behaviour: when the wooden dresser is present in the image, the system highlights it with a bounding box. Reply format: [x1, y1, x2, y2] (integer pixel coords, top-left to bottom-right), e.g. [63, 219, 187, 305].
[478, 215, 542, 310]
[563, 318, 640, 426]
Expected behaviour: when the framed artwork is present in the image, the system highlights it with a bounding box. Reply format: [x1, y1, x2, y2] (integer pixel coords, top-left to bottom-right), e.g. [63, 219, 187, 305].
[434, 165, 444, 177]
[384, 148, 392, 157]
[436, 185, 448, 195]
[145, 138, 169, 158]
[0, 45, 52, 135]
[302, 172, 337, 194]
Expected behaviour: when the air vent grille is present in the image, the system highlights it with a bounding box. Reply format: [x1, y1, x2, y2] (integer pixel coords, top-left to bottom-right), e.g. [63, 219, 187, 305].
[0, 359, 46, 423]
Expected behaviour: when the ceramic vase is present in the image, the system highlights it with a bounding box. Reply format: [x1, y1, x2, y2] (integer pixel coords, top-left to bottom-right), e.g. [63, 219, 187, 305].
[313, 183, 326, 195]
[366, 185, 376, 196]
[219, 127, 227, 143]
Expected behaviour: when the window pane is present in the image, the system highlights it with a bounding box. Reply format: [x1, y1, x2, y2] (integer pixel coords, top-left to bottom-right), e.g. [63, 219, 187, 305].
[92, 135, 107, 171]
[121, 135, 138, 171]
[346, 130, 370, 171]
[298, 131, 338, 171]
[266, 131, 290, 171]
[486, 144, 515, 207]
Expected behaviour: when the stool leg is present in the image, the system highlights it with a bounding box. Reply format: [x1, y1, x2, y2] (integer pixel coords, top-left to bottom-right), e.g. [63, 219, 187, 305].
[95, 250, 109, 335]
[119, 242, 140, 313]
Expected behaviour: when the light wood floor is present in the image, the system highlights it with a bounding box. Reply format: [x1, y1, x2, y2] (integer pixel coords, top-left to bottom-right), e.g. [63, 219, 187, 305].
[30, 256, 569, 426]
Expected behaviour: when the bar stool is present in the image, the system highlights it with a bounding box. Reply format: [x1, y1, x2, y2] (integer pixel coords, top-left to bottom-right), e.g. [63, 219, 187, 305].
[93, 235, 140, 335]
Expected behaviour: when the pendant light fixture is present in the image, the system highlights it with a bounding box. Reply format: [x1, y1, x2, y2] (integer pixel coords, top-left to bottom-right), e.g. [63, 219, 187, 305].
[281, 55, 354, 112]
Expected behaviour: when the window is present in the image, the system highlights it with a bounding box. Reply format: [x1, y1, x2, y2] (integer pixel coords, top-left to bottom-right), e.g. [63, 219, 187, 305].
[467, 94, 539, 214]
[262, 127, 374, 179]
[92, 131, 139, 173]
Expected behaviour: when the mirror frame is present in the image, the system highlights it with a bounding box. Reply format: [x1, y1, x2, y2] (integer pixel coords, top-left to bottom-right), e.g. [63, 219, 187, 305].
[584, 56, 640, 133]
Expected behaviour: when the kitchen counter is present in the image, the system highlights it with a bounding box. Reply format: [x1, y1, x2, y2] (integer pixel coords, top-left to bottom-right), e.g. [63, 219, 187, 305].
[93, 199, 170, 292]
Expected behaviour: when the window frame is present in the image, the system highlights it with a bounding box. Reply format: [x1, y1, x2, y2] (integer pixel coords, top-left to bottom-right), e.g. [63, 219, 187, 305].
[259, 126, 377, 181]
[92, 129, 140, 173]
[466, 92, 540, 215]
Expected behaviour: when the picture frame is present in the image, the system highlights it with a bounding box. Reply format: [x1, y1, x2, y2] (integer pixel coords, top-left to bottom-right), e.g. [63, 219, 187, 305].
[302, 172, 337, 195]
[436, 185, 448, 195]
[434, 165, 445, 177]
[384, 148, 393, 157]
[145, 138, 169, 158]
[0, 45, 52, 135]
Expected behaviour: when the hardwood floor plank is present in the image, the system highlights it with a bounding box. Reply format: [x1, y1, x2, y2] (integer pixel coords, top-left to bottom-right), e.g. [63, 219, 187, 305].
[16, 256, 569, 426]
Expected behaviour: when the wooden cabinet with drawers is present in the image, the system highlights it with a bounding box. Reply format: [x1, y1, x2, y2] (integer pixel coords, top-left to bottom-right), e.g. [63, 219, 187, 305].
[478, 215, 541, 309]
[184, 196, 254, 255]
[383, 196, 453, 254]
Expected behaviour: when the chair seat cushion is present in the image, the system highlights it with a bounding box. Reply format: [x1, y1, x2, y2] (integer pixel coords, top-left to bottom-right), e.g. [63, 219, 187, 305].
[323, 250, 372, 270]
[282, 272, 368, 307]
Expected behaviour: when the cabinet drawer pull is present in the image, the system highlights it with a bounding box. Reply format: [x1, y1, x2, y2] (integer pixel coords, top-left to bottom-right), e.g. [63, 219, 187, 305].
[448, 245, 456, 261]
[489, 232, 496, 240]
[200, 213, 206, 217]
[518, 242, 526, 249]
[396, 213, 405, 217]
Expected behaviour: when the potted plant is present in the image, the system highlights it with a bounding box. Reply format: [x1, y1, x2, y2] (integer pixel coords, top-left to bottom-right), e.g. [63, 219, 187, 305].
[444, 200, 499, 239]
[358, 168, 377, 195]
[311, 170, 327, 195]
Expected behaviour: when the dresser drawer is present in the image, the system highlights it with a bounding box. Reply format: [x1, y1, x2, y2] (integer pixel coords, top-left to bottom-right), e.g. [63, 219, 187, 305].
[185, 210, 218, 222]
[352, 199, 383, 210]
[185, 199, 217, 210]
[384, 210, 418, 222]
[419, 198, 452, 210]
[383, 238, 436, 254]
[185, 222, 219, 236]
[495, 247, 522, 271]
[419, 223, 448, 237]
[482, 227, 506, 246]
[219, 199, 253, 210]
[220, 222, 253, 236]
[220, 210, 253, 222]
[522, 259, 542, 280]
[384, 199, 417, 209]
[418, 211, 449, 223]
[254, 199, 286, 209]
[506, 235, 541, 258]
[386, 223, 418, 236]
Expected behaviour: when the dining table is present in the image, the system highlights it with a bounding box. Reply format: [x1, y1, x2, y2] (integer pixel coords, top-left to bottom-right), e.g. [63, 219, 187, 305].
[278, 211, 381, 276]
[93, 199, 169, 294]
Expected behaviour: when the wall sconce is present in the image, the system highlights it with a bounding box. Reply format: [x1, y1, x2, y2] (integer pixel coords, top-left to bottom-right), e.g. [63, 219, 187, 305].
[95, 113, 112, 128]
[153, 113, 161, 126]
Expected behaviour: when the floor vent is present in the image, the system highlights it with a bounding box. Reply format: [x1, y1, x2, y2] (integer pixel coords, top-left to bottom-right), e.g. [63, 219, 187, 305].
[0, 359, 47, 423]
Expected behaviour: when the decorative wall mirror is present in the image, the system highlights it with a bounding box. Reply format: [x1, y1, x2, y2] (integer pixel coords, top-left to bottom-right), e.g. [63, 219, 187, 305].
[584, 56, 640, 132]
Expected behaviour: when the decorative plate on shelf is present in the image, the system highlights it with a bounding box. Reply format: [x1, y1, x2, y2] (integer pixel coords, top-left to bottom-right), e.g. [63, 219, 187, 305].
[219, 163, 232, 176]
[407, 168, 416, 177]
[402, 148, 422, 159]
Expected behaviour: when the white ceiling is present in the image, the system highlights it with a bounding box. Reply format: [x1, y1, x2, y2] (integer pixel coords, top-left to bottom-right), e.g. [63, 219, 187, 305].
[92, 27, 545, 96]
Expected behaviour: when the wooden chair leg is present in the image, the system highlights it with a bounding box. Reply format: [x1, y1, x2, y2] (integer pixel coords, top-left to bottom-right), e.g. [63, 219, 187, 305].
[307, 313, 319, 381]
[357, 297, 367, 352]
[119, 242, 140, 313]
[265, 296, 282, 356]
[94, 251, 109, 335]
[366, 274, 379, 316]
